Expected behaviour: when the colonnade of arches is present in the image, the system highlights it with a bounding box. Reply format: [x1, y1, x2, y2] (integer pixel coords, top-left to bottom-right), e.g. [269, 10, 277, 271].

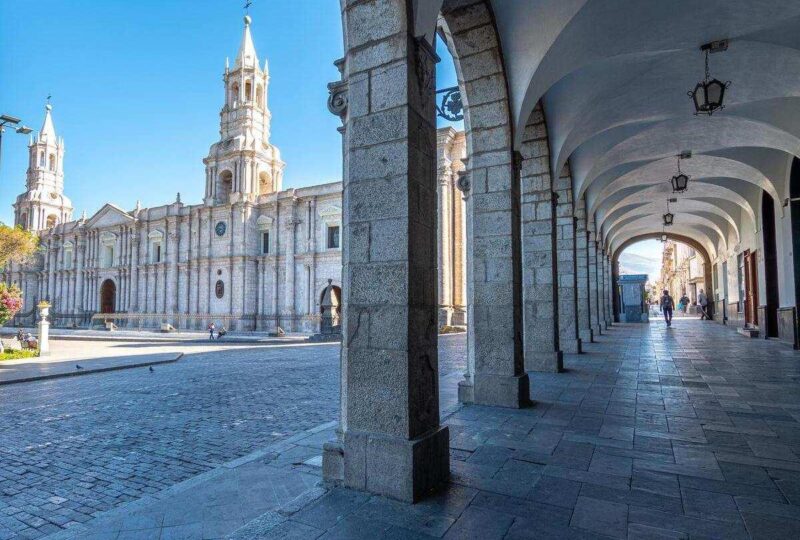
[323, 0, 800, 503]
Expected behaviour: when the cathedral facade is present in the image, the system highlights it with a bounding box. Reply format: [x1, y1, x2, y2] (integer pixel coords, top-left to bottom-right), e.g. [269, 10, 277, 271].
[1, 16, 466, 332]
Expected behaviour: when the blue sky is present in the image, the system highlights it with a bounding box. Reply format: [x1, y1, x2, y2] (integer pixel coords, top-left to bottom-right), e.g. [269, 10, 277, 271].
[0, 1, 460, 224]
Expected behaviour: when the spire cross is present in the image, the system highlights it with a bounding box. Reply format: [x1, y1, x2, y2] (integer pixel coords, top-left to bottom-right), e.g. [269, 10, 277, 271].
[46, 94, 52, 105]
[244, 1, 252, 14]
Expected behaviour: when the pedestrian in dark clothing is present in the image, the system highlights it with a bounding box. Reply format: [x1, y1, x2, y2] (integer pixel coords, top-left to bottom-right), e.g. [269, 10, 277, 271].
[208, 323, 216, 340]
[661, 290, 675, 327]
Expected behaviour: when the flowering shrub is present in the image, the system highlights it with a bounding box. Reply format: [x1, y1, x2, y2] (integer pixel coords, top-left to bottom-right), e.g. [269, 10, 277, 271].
[0, 283, 23, 325]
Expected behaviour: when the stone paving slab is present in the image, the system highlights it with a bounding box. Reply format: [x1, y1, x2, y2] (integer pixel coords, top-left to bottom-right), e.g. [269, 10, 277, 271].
[0, 352, 183, 385]
[228, 320, 800, 539]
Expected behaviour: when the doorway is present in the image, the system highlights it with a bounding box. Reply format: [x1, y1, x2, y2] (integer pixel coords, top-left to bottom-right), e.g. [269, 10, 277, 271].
[762, 193, 779, 337]
[743, 250, 759, 327]
[100, 279, 116, 314]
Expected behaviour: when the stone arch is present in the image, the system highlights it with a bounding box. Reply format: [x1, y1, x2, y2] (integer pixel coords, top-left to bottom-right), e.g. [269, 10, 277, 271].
[218, 170, 233, 202]
[229, 82, 239, 106]
[99, 279, 116, 314]
[438, 0, 529, 407]
[611, 233, 714, 322]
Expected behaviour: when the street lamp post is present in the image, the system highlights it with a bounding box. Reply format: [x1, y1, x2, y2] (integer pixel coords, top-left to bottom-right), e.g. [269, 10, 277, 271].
[0, 114, 33, 174]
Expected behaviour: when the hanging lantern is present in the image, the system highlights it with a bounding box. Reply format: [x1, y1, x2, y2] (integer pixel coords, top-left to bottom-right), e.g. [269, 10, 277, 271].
[663, 212, 674, 226]
[688, 42, 731, 116]
[661, 232, 668, 242]
[671, 172, 689, 193]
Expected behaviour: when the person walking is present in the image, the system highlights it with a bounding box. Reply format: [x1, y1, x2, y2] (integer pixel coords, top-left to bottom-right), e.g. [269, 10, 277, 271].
[661, 289, 675, 327]
[697, 289, 710, 320]
[680, 293, 690, 314]
[208, 322, 216, 340]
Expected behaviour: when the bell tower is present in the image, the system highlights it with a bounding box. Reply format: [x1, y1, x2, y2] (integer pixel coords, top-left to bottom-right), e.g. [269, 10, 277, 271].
[203, 15, 285, 206]
[13, 102, 73, 231]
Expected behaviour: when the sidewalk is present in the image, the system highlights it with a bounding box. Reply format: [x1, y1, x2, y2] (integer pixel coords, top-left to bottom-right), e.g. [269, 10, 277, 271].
[0, 350, 183, 385]
[3, 327, 315, 344]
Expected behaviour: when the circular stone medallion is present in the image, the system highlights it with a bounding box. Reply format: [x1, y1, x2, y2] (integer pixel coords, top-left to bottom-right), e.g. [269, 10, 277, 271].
[215, 221, 227, 236]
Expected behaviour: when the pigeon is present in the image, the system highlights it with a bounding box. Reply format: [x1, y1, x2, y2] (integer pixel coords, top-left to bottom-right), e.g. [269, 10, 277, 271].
[75, 364, 83, 370]
[149, 366, 155, 372]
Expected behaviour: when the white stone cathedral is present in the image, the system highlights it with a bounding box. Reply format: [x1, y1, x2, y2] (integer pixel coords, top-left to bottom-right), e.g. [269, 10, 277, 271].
[2, 16, 466, 332]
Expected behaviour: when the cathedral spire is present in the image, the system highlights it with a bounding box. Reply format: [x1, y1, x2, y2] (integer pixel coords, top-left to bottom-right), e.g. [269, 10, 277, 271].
[235, 15, 259, 69]
[40, 103, 56, 142]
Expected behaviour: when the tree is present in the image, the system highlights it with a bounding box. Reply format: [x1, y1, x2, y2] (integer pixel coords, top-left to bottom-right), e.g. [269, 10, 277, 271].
[0, 223, 38, 269]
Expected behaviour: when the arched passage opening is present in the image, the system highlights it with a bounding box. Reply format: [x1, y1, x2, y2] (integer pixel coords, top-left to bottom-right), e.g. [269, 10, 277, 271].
[99, 279, 116, 314]
[612, 233, 714, 322]
[762, 192, 779, 338]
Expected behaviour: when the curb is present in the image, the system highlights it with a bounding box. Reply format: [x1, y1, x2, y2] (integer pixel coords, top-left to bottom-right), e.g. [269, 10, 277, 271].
[0, 352, 184, 386]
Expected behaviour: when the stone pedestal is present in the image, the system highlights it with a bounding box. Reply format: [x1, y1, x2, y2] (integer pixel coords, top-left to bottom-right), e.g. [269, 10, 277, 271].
[37, 302, 50, 356]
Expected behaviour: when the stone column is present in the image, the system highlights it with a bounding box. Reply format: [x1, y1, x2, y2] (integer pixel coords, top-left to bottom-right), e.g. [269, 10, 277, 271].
[438, 164, 453, 327]
[321, 5, 449, 502]
[520, 105, 563, 372]
[604, 254, 613, 327]
[285, 213, 299, 331]
[166, 224, 179, 317]
[588, 233, 603, 336]
[555, 165, 581, 354]
[575, 200, 592, 343]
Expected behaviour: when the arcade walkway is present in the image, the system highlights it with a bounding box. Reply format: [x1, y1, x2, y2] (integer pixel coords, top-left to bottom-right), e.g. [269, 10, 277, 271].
[258, 320, 800, 539]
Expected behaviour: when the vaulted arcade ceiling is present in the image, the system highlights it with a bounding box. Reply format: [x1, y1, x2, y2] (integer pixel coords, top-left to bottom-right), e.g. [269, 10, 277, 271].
[419, 0, 800, 256]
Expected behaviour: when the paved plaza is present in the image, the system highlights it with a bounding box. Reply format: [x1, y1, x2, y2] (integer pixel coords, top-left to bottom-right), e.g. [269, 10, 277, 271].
[0, 335, 465, 539]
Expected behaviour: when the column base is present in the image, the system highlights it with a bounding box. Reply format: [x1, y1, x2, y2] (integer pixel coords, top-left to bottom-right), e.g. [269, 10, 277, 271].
[458, 377, 474, 403]
[324, 426, 450, 503]
[592, 324, 603, 336]
[561, 338, 582, 354]
[579, 328, 594, 343]
[465, 373, 531, 408]
[525, 350, 563, 373]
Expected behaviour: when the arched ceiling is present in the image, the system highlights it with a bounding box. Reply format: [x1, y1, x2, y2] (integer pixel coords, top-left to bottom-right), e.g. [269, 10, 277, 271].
[415, 0, 800, 257]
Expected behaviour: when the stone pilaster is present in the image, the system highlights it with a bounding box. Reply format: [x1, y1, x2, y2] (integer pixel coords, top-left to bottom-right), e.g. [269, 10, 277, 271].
[588, 234, 603, 336]
[604, 254, 613, 327]
[575, 200, 592, 343]
[520, 104, 563, 372]
[322, 3, 449, 503]
[555, 165, 581, 354]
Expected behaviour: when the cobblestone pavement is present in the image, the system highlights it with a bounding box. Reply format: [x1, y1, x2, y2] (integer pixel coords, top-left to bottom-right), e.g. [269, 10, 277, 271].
[0, 335, 466, 539]
[260, 321, 800, 539]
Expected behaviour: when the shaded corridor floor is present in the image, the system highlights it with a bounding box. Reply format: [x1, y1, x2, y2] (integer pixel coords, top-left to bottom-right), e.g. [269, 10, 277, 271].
[240, 320, 800, 539]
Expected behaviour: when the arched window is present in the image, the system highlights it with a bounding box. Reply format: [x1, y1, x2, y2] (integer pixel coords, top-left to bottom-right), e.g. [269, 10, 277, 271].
[46, 215, 57, 229]
[256, 85, 264, 108]
[230, 82, 240, 106]
[218, 170, 233, 202]
[245, 80, 252, 101]
[49, 154, 56, 171]
[39, 151, 45, 167]
[19, 213, 27, 229]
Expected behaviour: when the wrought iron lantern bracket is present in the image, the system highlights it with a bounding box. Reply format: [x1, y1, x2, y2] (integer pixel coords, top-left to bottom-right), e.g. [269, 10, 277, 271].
[436, 86, 464, 122]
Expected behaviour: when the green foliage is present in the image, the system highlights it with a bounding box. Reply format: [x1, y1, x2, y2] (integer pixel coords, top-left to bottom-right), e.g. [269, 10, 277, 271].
[0, 223, 38, 269]
[0, 349, 38, 361]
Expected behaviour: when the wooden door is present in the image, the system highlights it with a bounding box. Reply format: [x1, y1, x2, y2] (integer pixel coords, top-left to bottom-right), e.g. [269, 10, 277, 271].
[744, 250, 759, 326]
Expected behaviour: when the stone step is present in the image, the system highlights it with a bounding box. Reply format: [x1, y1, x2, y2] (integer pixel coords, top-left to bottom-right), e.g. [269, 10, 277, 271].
[737, 327, 760, 338]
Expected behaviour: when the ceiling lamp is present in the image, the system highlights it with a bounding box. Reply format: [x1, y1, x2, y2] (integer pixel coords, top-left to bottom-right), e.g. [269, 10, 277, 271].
[661, 232, 668, 242]
[671, 153, 690, 193]
[663, 199, 674, 226]
[689, 40, 730, 116]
